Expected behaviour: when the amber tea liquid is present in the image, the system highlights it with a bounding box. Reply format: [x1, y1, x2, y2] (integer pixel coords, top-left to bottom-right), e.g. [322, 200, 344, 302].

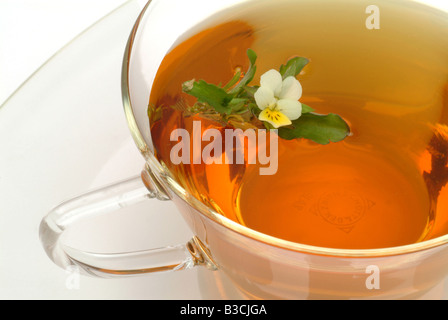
[148, 0, 448, 249]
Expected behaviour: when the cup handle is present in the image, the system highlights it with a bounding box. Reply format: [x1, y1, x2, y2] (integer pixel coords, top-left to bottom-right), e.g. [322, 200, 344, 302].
[39, 168, 218, 278]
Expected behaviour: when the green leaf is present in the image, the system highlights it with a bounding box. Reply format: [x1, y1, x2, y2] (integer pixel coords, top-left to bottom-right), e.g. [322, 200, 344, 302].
[279, 57, 309, 79]
[263, 121, 275, 130]
[245, 85, 258, 94]
[228, 98, 248, 113]
[249, 102, 261, 117]
[182, 79, 234, 114]
[278, 113, 350, 144]
[229, 49, 257, 94]
[301, 103, 314, 114]
[223, 70, 242, 91]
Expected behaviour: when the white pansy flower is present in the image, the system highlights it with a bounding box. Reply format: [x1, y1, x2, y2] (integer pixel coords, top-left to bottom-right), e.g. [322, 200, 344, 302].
[254, 69, 303, 128]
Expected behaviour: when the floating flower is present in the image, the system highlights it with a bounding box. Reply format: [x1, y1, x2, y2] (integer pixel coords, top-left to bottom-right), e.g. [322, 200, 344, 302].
[254, 69, 303, 128]
[182, 49, 350, 145]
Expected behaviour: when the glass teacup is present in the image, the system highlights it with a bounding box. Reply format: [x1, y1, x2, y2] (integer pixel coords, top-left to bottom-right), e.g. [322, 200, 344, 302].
[40, 0, 448, 299]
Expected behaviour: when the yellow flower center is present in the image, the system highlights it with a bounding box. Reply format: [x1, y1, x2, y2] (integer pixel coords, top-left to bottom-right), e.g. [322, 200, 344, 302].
[259, 107, 292, 128]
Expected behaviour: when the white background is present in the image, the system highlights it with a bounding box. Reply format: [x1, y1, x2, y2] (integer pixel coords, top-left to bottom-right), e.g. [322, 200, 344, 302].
[0, 0, 127, 105]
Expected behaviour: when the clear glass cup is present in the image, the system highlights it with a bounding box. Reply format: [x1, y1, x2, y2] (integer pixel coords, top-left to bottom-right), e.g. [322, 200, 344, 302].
[40, 0, 448, 299]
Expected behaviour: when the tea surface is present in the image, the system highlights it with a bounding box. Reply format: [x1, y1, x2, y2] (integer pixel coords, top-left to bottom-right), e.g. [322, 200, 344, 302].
[148, 0, 448, 249]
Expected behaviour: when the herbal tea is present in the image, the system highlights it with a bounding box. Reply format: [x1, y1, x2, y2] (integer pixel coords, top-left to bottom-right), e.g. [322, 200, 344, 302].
[147, 0, 448, 249]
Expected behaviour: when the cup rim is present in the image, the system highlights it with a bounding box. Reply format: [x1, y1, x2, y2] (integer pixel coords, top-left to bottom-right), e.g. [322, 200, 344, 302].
[121, 0, 448, 258]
